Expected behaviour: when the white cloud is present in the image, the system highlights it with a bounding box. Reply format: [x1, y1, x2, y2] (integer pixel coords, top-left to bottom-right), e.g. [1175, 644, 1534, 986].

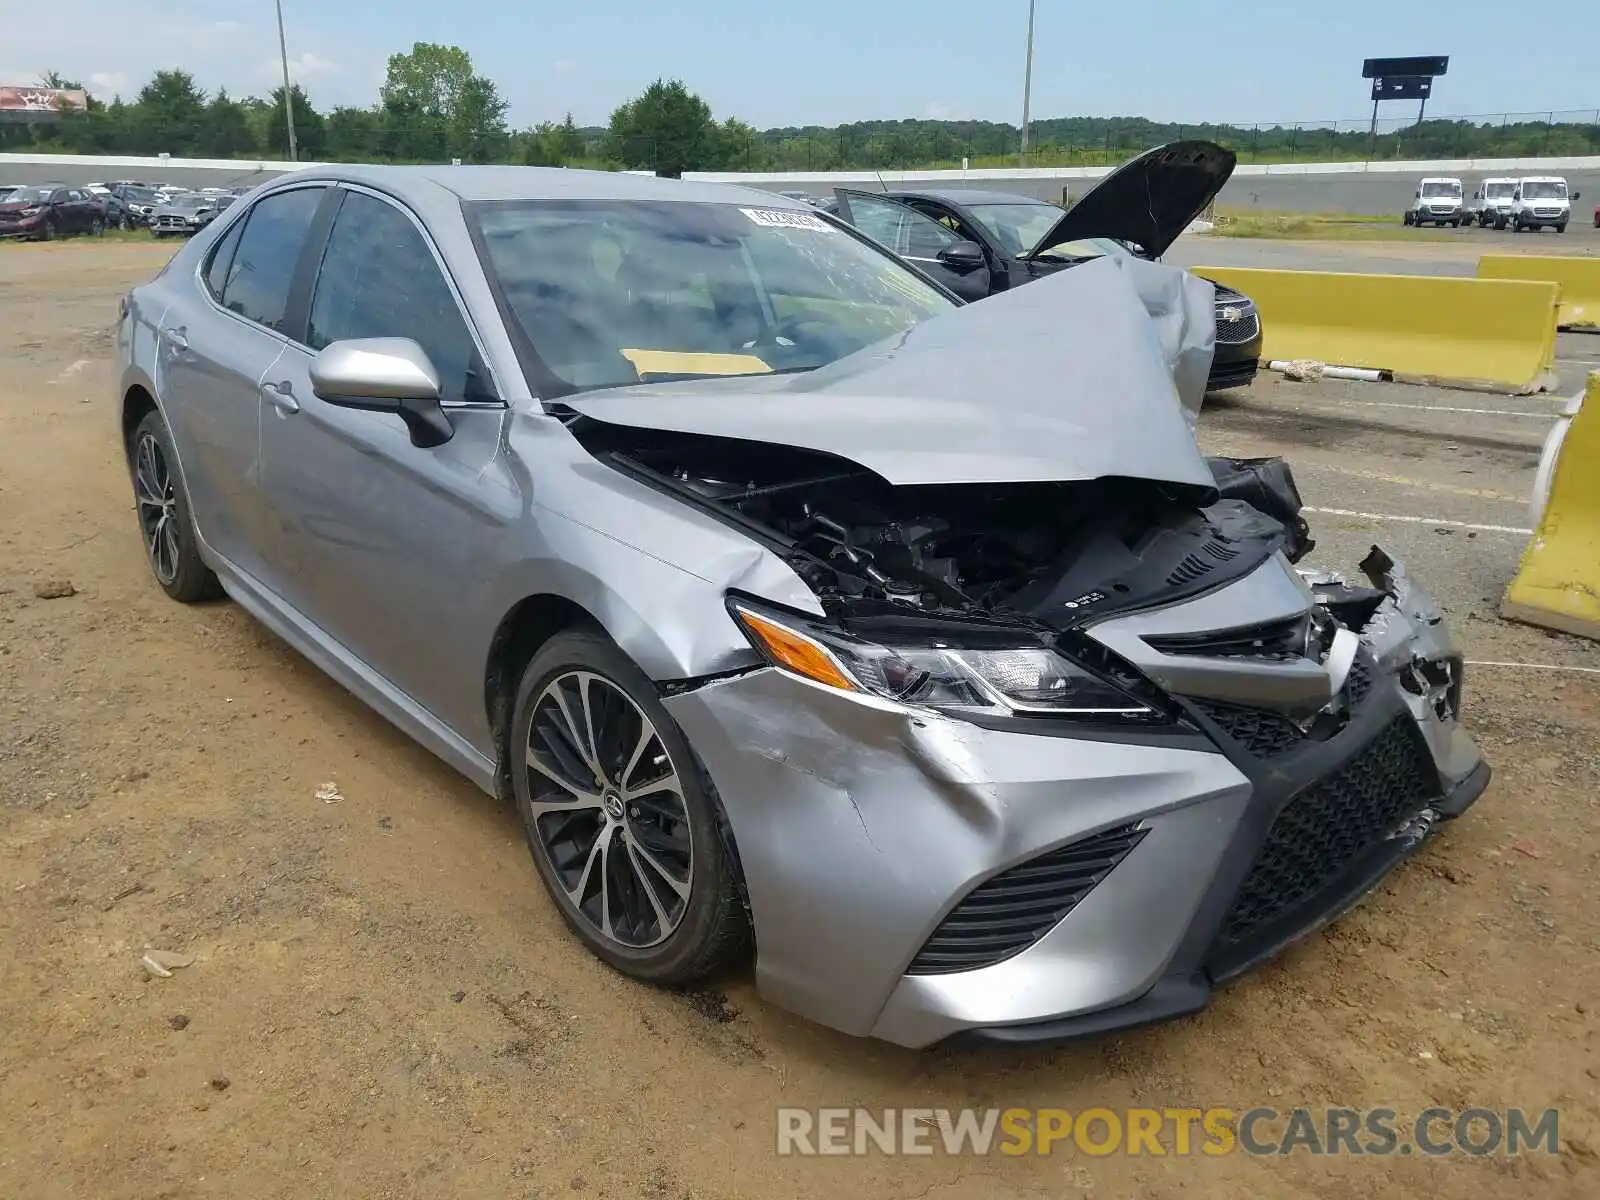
[555, 59, 579, 76]
[925, 101, 958, 119]
[257, 51, 339, 84]
[88, 71, 127, 96]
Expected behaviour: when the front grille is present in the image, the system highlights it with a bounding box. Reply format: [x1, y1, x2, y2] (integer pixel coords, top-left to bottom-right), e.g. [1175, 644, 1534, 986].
[1146, 614, 1308, 662]
[1215, 308, 1261, 345]
[1213, 715, 1439, 949]
[1192, 697, 1307, 758]
[906, 824, 1147, 975]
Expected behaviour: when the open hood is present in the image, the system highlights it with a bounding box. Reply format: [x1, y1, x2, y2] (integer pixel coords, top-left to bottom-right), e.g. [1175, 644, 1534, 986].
[561, 254, 1217, 494]
[1029, 140, 1236, 260]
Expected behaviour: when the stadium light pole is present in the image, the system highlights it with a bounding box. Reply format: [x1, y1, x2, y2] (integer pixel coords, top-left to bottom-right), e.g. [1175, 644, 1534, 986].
[1019, 0, 1037, 160]
[275, 0, 299, 161]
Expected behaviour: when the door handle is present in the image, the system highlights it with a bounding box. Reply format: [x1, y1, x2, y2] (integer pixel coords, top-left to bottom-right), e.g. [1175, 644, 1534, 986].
[262, 380, 300, 415]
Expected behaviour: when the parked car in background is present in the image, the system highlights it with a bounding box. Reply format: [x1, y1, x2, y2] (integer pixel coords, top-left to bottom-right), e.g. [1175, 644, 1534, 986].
[115, 164, 1489, 1047]
[150, 193, 226, 237]
[827, 141, 1262, 391]
[112, 184, 163, 226]
[0, 184, 19, 202]
[1510, 176, 1577, 233]
[1468, 178, 1517, 228]
[1404, 177, 1464, 226]
[0, 184, 106, 240]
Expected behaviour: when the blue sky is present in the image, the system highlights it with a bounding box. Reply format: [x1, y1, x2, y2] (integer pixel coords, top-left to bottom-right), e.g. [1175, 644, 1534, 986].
[5, 3, 1598, 129]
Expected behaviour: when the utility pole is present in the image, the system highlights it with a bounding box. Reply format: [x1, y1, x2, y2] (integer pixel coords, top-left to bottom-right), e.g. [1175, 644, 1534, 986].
[1020, 0, 1037, 160]
[275, 0, 298, 161]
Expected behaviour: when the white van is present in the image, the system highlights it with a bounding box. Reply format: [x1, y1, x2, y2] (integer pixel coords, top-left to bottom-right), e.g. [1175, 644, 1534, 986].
[1510, 176, 1578, 233]
[1405, 177, 1464, 227]
[1470, 178, 1518, 228]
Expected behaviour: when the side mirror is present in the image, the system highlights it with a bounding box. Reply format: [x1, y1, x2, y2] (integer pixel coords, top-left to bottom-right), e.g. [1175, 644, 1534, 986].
[1573, 191, 1582, 202]
[937, 240, 987, 272]
[309, 337, 454, 448]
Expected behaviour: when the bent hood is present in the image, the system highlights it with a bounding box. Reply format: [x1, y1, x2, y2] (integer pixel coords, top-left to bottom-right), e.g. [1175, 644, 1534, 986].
[1030, 140, 1236, 260]
[561, 254, 1217, 492]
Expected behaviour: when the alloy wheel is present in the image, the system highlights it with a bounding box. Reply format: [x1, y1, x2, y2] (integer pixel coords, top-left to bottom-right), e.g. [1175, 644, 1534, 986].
[524, 670, 694, 949]
[133, 431, 180, 585]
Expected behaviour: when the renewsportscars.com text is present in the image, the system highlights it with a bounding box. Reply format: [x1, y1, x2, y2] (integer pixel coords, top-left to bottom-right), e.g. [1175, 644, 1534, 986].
[775, 1106, 1561, 1158]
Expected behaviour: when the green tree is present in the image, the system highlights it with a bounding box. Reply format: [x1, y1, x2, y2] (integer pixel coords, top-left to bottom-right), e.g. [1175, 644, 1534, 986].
[264, 85, 326, 159]
[381, 41, 507, 161]
[522, 113, 588, 166]
[133, 69, 208, 155]
[324, 106, 386, 161]
[199, 89, 256, 158]
[605, 79, 719, 177]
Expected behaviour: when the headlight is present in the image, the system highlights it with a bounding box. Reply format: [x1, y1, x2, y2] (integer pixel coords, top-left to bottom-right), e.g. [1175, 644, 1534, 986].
[21, 206, 44, 216]
[729, 601, 1155, 719]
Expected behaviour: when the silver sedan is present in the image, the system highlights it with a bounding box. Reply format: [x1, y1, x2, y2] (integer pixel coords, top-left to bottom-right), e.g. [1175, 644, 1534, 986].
[117, 165, 1488, 1047]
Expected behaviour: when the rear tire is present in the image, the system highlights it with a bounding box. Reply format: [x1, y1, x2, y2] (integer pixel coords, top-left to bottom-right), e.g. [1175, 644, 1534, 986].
[510, 630, 751, 985]
[128, 410, 223, 603]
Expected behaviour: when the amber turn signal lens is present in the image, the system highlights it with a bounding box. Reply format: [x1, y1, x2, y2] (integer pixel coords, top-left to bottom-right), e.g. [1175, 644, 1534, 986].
[733, 607, 859, 692]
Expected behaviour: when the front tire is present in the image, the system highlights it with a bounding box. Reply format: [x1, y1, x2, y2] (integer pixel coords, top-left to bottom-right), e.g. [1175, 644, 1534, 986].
[129, 411, 222, 603]
[1556, 222, 1568, 234]
[510, 630, 750, 985]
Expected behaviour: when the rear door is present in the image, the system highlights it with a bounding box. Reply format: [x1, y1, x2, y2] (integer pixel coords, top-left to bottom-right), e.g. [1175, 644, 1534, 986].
[157, 185, 330, 582]
[255, 185, 512, 733]
[832, 189, 992, 301]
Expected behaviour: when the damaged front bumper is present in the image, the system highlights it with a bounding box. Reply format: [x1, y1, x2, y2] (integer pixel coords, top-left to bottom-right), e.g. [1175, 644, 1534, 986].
[663, 546, 1488, 1048]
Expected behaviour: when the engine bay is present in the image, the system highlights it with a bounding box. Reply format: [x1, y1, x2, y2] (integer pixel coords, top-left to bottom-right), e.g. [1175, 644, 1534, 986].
[575, 418, 1315, 631]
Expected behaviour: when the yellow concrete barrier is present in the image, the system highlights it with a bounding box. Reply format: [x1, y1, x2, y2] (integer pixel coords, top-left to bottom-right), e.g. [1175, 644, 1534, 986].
[1503, 372, 1600, 640]
[1476, 254, 1600, 329]
[1193, 266, 1560, 392]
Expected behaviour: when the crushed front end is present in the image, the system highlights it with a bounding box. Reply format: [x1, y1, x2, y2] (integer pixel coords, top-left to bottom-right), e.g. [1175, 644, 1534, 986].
[581, 419, 1488, 1047]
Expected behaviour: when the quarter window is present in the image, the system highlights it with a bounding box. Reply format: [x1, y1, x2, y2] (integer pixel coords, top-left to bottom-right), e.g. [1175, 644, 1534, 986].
[219, 187, 324, 334]
[308, 191, 483, 403]
[204, 219, 246, 300]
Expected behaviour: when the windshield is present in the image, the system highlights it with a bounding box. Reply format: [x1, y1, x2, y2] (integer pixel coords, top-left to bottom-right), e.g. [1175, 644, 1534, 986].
[1522, 181, 1568, 200]
[169, 196, 209, 210]
[1421, 182, 1461, 198]
[1485, 183, 1515, 199]
[121, 187, 158, 204]
[963, 201, 1069, 255]
[6, 186, 53, 204]
[471, 199, 953, 394]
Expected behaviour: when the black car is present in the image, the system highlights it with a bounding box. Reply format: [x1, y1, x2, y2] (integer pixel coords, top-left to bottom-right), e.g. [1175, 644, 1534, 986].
[0, 183, 107, 240]
[109, 184, 163, 227]
[828, 141, 1261, 391]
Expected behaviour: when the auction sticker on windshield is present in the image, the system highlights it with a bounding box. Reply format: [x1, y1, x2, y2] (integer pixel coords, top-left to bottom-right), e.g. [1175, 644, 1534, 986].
[741, 207, 831, 232]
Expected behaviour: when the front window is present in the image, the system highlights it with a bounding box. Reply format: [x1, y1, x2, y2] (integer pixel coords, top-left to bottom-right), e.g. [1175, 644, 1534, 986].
[1522, 181, 1568, 200]
[170, 197, 210, 211]
[1420, 182, 1462, 199]
[6, 186, 53, 204]
[1485, 183, 1515, 199]
[471, 200, 953, 394]
[963, 201, 1068, 255]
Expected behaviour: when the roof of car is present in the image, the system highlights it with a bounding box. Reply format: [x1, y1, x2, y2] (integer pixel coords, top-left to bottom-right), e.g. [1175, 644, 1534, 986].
[886, 187, 1055, 207]
[263, 163, 812, 208]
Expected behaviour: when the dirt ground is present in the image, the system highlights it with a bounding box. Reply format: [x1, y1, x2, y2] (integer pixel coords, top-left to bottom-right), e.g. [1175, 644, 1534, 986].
[2, 240, 1599, 1200]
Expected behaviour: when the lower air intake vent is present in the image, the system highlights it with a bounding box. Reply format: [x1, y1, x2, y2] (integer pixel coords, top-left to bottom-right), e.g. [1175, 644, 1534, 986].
[1191, 697, 1307, 757]
[1212, 715, 1440, 952]
[906, 824, 1146, 975]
